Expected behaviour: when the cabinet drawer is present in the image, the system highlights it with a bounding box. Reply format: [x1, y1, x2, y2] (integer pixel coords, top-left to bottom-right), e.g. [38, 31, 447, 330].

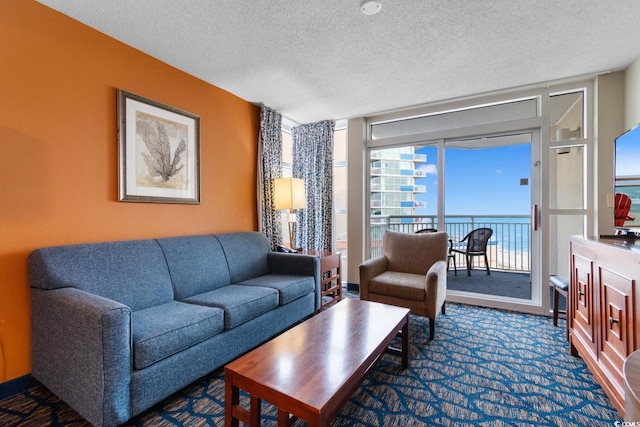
[599, 266, 636, 397]
[572, 252, 596, 356]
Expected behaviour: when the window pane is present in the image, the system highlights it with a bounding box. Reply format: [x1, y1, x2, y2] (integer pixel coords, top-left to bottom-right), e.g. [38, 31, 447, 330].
[334, 128, 347, 163]
[550, 91, 584, 142]
[282, 130, 293, 169]
[370, 146, 432, 225]
[369, 145, 437, 257]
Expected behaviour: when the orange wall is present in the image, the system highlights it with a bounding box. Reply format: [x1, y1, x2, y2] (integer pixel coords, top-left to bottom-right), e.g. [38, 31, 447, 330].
[0, 1, 260, 384]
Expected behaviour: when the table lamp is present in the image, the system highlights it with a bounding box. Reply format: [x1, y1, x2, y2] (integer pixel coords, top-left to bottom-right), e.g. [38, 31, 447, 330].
[274, 177, 306, 250]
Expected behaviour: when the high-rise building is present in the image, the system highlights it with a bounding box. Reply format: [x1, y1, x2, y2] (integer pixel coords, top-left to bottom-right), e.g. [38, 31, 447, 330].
[370, 146, 427, 224]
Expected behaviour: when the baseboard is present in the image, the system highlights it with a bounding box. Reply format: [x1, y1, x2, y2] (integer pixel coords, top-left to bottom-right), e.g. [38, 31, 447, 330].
[0, 374, 37, 400]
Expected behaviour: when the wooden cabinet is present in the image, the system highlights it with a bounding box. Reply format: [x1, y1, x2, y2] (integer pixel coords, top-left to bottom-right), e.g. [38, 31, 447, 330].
[569, 236, 640, 416]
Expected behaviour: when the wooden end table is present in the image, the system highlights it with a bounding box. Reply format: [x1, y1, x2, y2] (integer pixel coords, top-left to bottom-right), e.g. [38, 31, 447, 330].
[224, 299, 410, 427]
[299, 250, 342, 310]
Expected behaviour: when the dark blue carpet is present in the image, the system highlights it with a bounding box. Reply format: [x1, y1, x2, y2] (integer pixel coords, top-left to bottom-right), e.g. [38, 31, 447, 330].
[0, 301, 622, 426]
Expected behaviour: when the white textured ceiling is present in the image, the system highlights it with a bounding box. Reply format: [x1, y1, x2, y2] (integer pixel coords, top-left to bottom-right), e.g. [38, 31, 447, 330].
[36, 0, 640, 124]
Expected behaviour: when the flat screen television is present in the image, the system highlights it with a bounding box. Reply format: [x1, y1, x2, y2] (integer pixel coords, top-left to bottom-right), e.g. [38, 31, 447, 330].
[614, 124, 640, 229]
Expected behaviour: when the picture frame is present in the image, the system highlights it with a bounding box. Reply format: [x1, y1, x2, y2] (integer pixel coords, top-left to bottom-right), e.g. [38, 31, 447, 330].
[118, 89, 200, 204]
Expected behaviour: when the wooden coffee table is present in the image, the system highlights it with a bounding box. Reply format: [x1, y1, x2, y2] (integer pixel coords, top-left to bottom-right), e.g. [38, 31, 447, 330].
[224, 298, 410, 427]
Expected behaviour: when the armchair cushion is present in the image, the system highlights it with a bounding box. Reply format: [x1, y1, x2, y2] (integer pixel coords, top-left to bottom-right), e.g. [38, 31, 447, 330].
[368, 271, 425, 301]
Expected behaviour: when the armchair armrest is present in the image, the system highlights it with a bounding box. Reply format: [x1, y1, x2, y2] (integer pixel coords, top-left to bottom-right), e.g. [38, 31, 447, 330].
[424, 260, 448, 314]
[31, 287, 132, 427]
[268, 252, 322, 310]
[359, 256, 388, 300]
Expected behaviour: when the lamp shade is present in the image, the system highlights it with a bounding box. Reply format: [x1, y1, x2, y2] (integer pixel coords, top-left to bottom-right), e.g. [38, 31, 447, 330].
[274, 178, 306, 210]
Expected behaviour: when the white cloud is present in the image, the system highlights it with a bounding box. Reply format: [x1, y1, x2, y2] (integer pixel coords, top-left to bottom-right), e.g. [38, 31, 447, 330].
[421, 164, 437, 175]
[496, 169, 503, 174]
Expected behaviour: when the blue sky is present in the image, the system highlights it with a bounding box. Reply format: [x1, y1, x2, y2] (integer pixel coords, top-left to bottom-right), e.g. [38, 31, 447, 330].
[414, 144, 531, 216]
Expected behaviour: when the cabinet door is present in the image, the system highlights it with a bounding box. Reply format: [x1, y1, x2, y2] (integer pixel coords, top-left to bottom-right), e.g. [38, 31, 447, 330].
[571, 250, 596, 358]
[599, 266, 636, 397]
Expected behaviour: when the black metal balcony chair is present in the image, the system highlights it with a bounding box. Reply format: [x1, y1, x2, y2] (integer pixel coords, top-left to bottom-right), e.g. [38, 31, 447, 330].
[449, 227, 493, 276]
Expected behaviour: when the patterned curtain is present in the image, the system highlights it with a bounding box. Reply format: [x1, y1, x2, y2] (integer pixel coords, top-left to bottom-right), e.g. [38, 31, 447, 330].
[257, 106, 282, 250]
[292, 120, 335, 252]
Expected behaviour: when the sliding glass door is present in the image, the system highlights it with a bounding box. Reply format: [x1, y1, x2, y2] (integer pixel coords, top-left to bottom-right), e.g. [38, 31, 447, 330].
[368, 130, 541, 311]
[444, 133, 535, 304]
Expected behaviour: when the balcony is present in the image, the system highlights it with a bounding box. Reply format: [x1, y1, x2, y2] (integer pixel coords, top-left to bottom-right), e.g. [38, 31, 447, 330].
[371, 214, 530, 271]
[370, 215, 531, 299]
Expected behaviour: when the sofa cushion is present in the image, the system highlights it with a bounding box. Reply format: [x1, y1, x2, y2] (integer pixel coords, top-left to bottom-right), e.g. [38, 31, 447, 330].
[183, 284, 278, 329]
[132, 301, 224, 370]
[155, 235, 231, 299]
[238, 274, 315, 305]
[214, 232, 271, 283]
[368, 271, 426, 301]
[28, 240, 174, 311]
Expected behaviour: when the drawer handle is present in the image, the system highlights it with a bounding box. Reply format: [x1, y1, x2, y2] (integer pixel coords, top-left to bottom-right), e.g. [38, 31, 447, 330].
[609, 317, 619, 325]
[578, 291, 585, 297]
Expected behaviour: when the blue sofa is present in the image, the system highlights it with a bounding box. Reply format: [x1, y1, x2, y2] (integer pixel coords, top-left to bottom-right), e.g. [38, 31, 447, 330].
[28, 232, 320, 427]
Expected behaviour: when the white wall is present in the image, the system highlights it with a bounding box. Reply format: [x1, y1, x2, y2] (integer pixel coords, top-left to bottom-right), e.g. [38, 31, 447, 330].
[626, 58, 640, 129]
[346, 118, 367, 285]
[595, 72, 625, 235]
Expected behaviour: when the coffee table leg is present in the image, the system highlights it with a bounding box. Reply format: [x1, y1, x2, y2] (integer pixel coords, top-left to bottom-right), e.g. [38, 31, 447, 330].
[402, 316, 409, 369]
[277, 409, 289, 426]
[224, 372, 239, 427]
[250, 395, 262, 426]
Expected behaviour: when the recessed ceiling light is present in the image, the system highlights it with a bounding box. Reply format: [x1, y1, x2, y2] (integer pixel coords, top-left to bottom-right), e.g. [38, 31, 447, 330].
[360, 0, 382, 15]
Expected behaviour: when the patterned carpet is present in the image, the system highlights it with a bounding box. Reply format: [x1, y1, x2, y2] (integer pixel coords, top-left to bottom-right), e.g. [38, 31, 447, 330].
[0, 299, 622, 426]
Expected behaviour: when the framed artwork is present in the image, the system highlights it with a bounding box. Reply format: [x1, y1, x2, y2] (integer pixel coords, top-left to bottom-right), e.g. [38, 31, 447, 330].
[118, 89, 200, 204]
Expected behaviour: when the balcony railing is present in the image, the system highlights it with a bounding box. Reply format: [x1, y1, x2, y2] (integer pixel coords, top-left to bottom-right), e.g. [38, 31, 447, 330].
[370, 215, 531, 273]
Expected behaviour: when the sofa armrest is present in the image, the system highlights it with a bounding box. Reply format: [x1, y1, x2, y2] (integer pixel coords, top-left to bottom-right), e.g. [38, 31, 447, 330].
[424, 259, 448, 314]
[268, 252, 322, 310]
[31, 287, 132, 427]
[359, 256, 388, 301]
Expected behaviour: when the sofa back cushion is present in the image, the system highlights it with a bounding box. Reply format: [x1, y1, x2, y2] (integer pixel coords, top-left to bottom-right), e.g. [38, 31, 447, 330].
[214, 232, 271, 283]
[383, 230, 448, 275]
[155, 235, 231, 299]
[28, 240, 174, 311]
